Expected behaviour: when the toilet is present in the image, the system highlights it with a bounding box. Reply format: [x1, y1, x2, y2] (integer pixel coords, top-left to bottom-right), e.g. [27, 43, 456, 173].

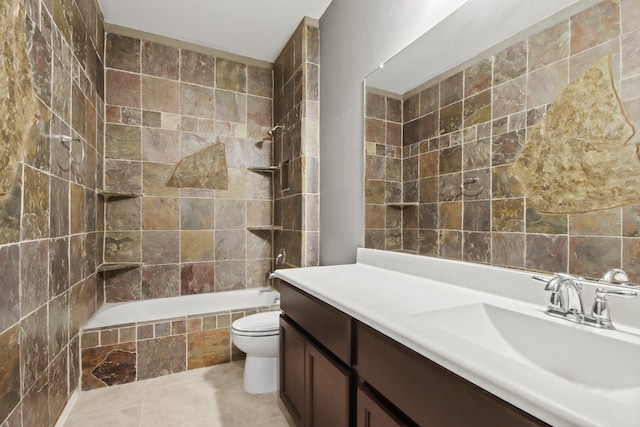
[231, 310, 281, 394]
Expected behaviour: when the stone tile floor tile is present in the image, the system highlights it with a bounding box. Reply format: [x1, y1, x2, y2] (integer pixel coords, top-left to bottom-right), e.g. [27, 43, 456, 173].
[60, 361, 292, 427]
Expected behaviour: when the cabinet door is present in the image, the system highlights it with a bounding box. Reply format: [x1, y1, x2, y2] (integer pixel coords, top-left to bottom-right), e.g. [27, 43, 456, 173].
[305, 341, 351, 427]
[280, 316, 306, 427]
[357, 386, 406, 427]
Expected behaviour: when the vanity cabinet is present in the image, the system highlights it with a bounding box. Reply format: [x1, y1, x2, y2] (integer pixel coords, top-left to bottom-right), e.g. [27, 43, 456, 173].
[279, 280, 547, 427]
[356, 386, 406, 427]
[280, 281, 352, 427]
[356, 322, 548, 427]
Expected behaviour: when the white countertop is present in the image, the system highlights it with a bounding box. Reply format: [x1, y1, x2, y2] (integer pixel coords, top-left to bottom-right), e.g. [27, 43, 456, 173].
[274, 248, 640, 427]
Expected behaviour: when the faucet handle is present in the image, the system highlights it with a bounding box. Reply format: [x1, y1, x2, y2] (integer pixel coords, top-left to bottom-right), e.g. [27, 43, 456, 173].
[601, 268, 630, 285]
[595, 287, 637, 299]
[590, 288, 637, 329]
[531, 275, 551, 284]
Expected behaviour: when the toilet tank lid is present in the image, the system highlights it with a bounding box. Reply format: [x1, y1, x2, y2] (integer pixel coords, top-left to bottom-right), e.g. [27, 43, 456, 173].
[232, 310, 281, 332]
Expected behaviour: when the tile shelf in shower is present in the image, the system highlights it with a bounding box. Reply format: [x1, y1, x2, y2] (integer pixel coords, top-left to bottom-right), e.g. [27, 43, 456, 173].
[96, 262, 143, 273]
[247, 166, 280, 173]
[247, 226, 284, 231]
[97, 190, 144, 198]
[386, 202, 419, 209]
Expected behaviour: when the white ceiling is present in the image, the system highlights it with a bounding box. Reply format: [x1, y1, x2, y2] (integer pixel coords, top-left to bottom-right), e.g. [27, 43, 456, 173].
[96, 0, 333, 62]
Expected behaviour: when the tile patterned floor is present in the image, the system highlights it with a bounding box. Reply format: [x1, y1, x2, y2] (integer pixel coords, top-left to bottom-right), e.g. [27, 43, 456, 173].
[60, 361, 293, 427]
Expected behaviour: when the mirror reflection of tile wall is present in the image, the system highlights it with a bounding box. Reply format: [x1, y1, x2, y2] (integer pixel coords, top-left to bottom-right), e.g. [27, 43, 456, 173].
[365, 0, 640, 282]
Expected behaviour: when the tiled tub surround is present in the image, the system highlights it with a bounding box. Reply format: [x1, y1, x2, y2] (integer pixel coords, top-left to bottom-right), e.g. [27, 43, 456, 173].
[0, 0, 105, 426]
[365, 0, 640, 282]
[81, 290, 280, 390]
[103, 31, 276, 302]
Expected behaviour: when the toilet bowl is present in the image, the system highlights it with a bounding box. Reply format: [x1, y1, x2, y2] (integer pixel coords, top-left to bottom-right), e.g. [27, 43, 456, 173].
[231, 310, 281, 394]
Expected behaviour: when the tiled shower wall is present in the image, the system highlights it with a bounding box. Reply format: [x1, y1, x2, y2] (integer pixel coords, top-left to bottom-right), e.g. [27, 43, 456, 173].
[365, 0, 640, 282]
[273, 18, 320, 268]
[0, 0, 104, 426]
[364, 93, 404, 250]
[103, 33, 275, 302]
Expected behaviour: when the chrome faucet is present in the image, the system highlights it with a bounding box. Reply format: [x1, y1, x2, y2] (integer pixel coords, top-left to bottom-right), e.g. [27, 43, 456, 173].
[268, 249, 286, 281]
[533, 273, 637, 329]
[539, 274, 584, 322]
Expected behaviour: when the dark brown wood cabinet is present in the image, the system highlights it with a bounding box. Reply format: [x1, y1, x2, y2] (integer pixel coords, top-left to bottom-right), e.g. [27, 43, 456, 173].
[280, 315, 351, 427]
[356, 322, 548, 427]
[305, 340, 351, 426]
[280, 316, 306, 426]
[280, 281, 352, 427]
[279, 281, 352, 364]
[279, 280, 548, 427]
[356, 386, 407, 427]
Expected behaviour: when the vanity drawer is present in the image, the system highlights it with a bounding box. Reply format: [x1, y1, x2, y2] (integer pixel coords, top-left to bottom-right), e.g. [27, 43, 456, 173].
[356, 322, 548, 427]
[280, 280, 352, 365]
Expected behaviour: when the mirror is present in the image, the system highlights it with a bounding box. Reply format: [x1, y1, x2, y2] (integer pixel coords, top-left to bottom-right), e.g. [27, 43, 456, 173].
[362, 0, 636, 280]
[366, 0, 601, 93]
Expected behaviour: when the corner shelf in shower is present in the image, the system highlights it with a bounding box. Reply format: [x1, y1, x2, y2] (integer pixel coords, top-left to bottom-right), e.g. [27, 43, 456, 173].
[97, 190, 144, 199]
[96, 262, 143, 273]
[247, 225, 283, 232]
[248, 166, 280, 173]
[386, 202, 419, 209]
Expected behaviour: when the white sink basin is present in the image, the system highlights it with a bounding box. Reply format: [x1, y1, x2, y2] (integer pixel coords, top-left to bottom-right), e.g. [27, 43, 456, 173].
[411, 303, 640, 389]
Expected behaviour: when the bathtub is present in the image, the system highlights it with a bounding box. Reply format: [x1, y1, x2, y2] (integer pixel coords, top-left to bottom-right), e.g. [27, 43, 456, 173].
[84, 287, 280, 329]
[80, 287, 281, 390]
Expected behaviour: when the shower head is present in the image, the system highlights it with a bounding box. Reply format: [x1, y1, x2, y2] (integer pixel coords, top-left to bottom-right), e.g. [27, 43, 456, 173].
[267, 125, 284, 137]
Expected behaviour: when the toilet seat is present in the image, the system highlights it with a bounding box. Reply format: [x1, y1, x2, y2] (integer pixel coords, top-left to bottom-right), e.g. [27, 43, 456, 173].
[231, 310, 280, 337]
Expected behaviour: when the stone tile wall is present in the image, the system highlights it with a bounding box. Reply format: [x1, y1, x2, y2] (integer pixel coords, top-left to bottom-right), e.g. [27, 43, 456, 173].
[365, 0, 640, 282]
[103, 33, 275, 302]
[364, 91, 404, 250]
[273, 18, 320, 268]
[0, 0, 105, 425]
[80, 305, 279, 390]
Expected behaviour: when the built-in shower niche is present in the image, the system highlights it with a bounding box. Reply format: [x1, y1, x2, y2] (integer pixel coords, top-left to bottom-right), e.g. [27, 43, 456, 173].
[98, 190, 144, 273]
